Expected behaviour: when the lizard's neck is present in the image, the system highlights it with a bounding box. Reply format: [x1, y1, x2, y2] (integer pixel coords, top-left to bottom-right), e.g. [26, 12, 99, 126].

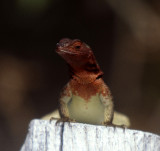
[72, 70, 103, 84]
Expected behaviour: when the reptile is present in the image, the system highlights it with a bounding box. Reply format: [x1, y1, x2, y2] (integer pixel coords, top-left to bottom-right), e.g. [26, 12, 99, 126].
[56, 38, 114, 125]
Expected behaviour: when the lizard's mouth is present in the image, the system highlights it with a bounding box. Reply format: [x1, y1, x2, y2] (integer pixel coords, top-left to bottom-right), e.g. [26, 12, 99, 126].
[56, 47, 86, 56]
[56, 49, 78, 55]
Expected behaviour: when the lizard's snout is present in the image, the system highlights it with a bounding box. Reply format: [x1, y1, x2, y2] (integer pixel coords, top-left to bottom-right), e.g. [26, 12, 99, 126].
[57, 38, 71, 48]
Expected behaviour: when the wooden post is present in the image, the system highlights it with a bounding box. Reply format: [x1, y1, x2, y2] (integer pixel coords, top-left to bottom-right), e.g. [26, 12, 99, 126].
[21, 119, 160, 151]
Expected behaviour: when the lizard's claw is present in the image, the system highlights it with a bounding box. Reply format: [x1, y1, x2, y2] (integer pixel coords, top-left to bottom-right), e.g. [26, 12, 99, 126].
[102, 122, 127, 129]
[55, 117, 76, 125]
[102, 121, 114, 127]
[49, 117, 59, 123]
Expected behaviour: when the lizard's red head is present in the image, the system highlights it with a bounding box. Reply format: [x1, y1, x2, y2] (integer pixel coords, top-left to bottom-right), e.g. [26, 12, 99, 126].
[56, 38, 92, 65]
[56, 38, 103, 76]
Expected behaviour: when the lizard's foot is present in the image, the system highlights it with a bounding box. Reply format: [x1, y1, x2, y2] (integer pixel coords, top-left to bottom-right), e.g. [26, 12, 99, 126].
[110, 123, 127, 129]
[102, 122, 127, 129]
[102, 121, 115, 127]
[49, 117, 59, 123]
[117, 124, 127, 129]
[56, 117, 76, 125]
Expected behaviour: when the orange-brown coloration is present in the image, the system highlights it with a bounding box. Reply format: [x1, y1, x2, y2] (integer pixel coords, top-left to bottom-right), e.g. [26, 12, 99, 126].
[56, 38, 109, 102]
[70, 78, 106, 101]
[56, 38, 114, 125]
[56, 38, 103, 76]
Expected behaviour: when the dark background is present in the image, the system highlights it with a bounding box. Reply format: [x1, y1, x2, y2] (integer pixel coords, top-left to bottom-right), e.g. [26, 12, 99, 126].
[0, 0, 160, 150]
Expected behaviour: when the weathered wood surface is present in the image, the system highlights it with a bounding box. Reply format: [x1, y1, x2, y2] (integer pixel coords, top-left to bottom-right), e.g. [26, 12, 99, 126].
[21, 119, 160, 151]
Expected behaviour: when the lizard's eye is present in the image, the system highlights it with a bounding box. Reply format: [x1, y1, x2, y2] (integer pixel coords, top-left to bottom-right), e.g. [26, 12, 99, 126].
[75, 45, 81, 49]
[73, 41, 82, 50]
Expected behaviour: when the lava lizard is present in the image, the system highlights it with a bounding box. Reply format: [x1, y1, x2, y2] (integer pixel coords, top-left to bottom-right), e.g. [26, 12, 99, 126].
[55, 38, 114, 125]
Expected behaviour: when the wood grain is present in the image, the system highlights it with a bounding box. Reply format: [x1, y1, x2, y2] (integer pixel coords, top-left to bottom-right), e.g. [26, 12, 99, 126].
[21, 119, 160, 151]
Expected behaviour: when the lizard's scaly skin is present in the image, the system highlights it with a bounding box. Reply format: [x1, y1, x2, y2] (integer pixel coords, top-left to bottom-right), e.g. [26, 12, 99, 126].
[56, 38, 114, 125]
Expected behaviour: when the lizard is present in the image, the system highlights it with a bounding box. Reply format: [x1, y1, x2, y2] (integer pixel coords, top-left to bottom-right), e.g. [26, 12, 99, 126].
[55, 38, 114, 125]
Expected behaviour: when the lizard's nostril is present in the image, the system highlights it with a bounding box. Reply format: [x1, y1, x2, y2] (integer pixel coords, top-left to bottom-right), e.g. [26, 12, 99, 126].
[56, 43, 60, 47]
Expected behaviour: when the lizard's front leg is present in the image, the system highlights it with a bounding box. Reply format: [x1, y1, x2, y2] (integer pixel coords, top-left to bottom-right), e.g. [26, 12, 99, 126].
[100, 85, 114, 126]
[56, 83, 75, 124]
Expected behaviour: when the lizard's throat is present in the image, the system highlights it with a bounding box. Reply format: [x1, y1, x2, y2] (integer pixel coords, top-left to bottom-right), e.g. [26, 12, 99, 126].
[72, 72, 102, 84]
